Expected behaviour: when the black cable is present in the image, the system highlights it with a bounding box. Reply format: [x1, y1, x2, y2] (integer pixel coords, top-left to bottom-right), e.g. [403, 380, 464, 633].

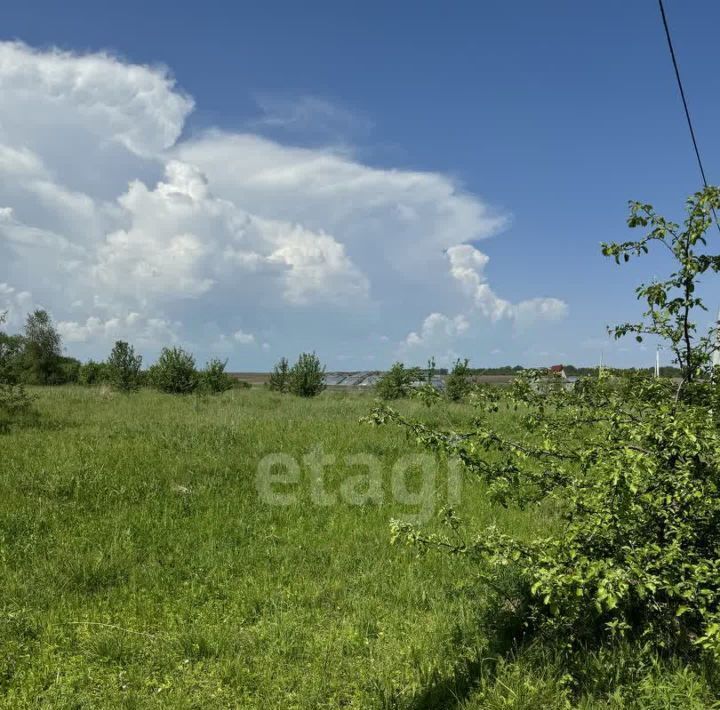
[657, 0, 720, 232]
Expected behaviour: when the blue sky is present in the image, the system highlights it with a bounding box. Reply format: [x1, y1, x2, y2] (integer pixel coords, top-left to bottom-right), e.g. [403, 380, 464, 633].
[1, 1, 719, 370]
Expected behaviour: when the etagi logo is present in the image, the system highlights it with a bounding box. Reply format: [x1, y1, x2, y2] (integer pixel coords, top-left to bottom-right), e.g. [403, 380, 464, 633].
[256, 452, 462, 524]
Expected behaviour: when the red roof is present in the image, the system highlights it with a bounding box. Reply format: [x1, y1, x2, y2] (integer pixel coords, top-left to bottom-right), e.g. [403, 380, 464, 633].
[549, 364, 564, 373]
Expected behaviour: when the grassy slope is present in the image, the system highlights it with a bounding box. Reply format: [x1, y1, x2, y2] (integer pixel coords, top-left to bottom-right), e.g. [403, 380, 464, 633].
[0, 388, 717, 708]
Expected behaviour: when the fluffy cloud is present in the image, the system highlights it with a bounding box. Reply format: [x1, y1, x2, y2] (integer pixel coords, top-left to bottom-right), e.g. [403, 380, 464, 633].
[233, 329, 256, 345]
[0, 282, 34, 328]
[0, 41, 566, 367]
[405, 313, 469, 348]
[175, 132, 507, 281]
[0, 41, 192, 157]
[56, 312, 179, 346]
[446, 244, 567, 324]
[399, 246, 568, 362]
[92, 159, 369, 308]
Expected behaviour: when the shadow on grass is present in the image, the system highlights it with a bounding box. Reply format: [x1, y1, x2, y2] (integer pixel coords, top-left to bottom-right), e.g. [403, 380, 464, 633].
[406, 655, 498, 710]
[405, 623, 720, 710]
[405, 573, 534, 709]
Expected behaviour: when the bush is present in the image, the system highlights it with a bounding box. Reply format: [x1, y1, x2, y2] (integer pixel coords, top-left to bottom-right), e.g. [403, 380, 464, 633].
[288, 352, 326, 397]
[199, 358, 234, 394]
[0, 312, 33, 431]
[368, 187, 720, 667]
[21, 309, 63, 385]
[0, 381, 33, 432]
[78, 360, 109, 386]
[0, 331, 24, 384]
[383, 372, 720, 659]
[148, 347, 198, 394]
[268, 357, 290, 393]
[445, 358, 472, 402]
[106, 341, 143, 392]
[374, 362, 422, 400]
[55, 357, 81, 384]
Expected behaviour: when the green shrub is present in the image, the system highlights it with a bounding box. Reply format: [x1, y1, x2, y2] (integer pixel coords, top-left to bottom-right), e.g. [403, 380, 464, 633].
[369, 187, 720, 666]
[234, 379, 251, 390]
[78, 360, 109, 386]
[0, 381, 33, 432]
[148, 347, 198, 394]
[268, 357, 290, 393]
[374, 362, 422, 400]
[106, 341, 143, 392]
[0, 331, 24, 384]
[199, 358, 234, 394]
[21, 309, 63, 385]
[288, 352, 325, 397]
[445, 358, 472, 402]
[0, 312, 33, 431]
[54, 356, 81, 384]
[412, 357, 444, 408]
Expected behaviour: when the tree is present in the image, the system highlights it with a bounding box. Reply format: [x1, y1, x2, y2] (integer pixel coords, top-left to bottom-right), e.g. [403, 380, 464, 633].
[602, 187, 720, 392]
[148, 347, 198, 394]
[0, 329, 25, 385]
[445, 358, 472, 402]
[367, 187, 720, 666]
[22, 309, 62, 384]
[268, 357, 290, 393]
[413, 357, 444, 407]
[78, 360, 109, 386]
[374, 362, 422, 400]
[199, 358, 235, 394]
[57, 356, 81, 384]
[288, 352, 326, 397]
[106, 341, 143, 392]
[0, 312, 33, 431]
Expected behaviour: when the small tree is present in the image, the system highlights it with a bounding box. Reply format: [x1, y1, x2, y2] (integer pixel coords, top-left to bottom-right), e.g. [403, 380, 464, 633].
[148, 347, 198, 394]
[22, 309, 62, 384]
[106, 340, 143, 392]
[445, 358, 472, 402]
[414, 357, 443, 408]
[602, 187, 720, 392]
[288, 352, 326, 397]
[57, 356, 81, 384]
[367, 187, 720, 667]
[0, 329, 25, 385]
[0, 312, 33, 431]
[78, 360, 109, 386]
[268, 357, 290, 393]
[200, 358, 235, 394]
[375, 362, 422, 400]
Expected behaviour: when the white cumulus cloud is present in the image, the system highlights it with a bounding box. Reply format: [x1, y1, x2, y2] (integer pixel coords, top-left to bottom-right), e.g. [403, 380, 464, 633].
[446, 244, 567, 324]
[405, 313, 469, 348]
[0, 41, 567, 368]
[233, 329, 256, 345]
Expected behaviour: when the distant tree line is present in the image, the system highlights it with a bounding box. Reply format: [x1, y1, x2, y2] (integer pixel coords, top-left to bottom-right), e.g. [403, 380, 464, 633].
[0, 307, 685, 403]
[0, 309, 82, 385]
[0, 309, 240, 396]
[469, 364, 684, 377]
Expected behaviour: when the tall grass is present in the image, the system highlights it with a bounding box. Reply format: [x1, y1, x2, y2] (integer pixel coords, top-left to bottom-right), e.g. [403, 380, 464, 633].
[0, 388, 716, 708]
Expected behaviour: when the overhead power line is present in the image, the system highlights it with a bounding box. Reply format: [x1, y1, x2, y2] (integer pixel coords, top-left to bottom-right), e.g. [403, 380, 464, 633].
[657, 0, 720, 233]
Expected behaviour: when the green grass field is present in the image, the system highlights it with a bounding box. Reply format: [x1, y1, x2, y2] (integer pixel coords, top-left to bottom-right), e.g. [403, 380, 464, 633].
[1, 388, 718, 708]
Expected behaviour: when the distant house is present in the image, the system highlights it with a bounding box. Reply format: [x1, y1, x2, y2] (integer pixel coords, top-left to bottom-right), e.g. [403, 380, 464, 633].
[549, 364, 567, 379]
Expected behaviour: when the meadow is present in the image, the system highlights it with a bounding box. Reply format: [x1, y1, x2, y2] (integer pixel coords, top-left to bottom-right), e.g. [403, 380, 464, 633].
[1, 387, 718, 708]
